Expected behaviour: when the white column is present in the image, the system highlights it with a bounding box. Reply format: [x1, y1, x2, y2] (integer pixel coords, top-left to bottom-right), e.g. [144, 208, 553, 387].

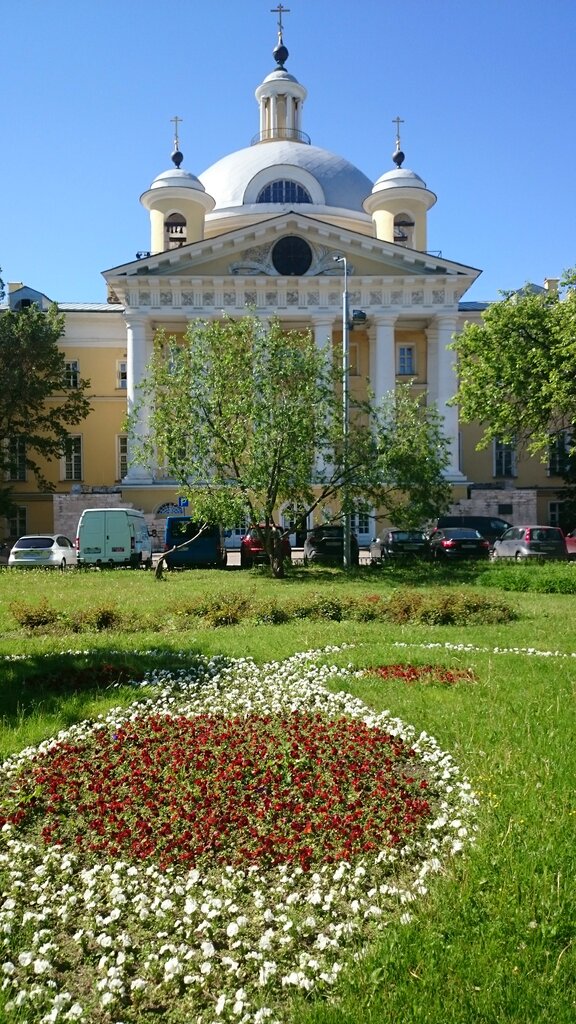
[434, 314, 466, 481]
[124, 313, 152, 482]
[370, 315, 397, 404]
[311, 317, 334, 354]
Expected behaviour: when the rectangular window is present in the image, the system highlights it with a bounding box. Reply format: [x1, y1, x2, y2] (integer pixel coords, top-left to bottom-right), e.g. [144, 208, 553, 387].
[397, 345, 415, 375]
[8, 506, 27, 538]
[494, 438, 516, 478]
[549, 501, 562, 527]
[548, 430, 572, 476]
[117, 359, 128, 389]
[7, 438, 26, 481]
[65, 360, 80, 388]
[351, 512, 370, 536]
[63, 436, 82, 481]
[117, 435, 128, 480]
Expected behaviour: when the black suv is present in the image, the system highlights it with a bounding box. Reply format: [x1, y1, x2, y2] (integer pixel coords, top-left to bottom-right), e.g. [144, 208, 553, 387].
[303, 525, 359, 566]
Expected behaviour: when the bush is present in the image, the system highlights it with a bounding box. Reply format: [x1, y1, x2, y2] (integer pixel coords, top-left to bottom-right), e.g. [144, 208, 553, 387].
[10, 598, 61, 630]
[287, 595, 345, 621]
[385, 588, 515, 626]
[201, 595, 251, 628]
[70, 604, 123, 632]
[253, 600, 290, 625]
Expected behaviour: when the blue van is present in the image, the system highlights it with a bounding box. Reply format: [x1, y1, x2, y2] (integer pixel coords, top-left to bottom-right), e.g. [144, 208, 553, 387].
[163, 517, 227, 569]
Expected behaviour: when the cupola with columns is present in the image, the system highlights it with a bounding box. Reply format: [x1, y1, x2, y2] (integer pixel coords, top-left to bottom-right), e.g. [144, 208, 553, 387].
[364, 118, 437, 251]
[253, 5, 309, 145]
[139, 116, 215, 255]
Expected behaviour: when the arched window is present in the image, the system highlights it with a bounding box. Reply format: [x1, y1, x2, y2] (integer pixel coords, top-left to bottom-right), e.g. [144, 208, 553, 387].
[394, 213, 415, 247]
[164, 213, 187, 249]
[256, 180, 312, 204]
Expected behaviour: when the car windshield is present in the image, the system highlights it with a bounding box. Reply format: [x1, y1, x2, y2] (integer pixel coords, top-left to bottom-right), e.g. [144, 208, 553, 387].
[15, 537, 55, 549]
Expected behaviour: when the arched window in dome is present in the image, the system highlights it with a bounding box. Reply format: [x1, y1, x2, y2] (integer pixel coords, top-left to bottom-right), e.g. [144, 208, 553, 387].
[164, 213, 187, 249]
[394, 213, 415, 248]
[256, 180, 312, 204]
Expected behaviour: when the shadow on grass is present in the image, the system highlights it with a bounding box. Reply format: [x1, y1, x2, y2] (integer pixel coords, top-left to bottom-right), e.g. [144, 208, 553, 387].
[284, 560, 492, 587]
[0, 647, 202, 725]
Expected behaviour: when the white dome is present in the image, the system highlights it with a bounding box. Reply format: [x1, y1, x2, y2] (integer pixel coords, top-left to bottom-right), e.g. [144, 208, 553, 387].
[199, 140, 373, 214]
[371, 167, 428, 192]
[148, 167, 209, 193]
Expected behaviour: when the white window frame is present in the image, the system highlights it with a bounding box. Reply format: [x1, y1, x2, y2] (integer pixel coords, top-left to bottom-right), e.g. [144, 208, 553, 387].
[117, 435, 128, 481]
[547, 429, 572, 476]
[548, 501, 563, 527]
[8, 506, 27, 538]
[493, 438, 516, 478]
[65, 360, 80, 388]
[6, 437, 26, 481]
[116, 359, 128, 390]
[397, 344, 415, 376]
[62, 436, 83, 481]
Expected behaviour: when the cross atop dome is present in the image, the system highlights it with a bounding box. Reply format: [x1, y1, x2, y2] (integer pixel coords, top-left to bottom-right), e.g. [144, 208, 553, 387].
[270, 4, 290, 67]
[392, 115, 405, 168]
[170, 115, 184, 168]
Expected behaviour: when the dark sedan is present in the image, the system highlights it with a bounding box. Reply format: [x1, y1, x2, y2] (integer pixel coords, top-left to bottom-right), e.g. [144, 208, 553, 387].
[429, 527, 491, 561]
[370, 529, 430, 564]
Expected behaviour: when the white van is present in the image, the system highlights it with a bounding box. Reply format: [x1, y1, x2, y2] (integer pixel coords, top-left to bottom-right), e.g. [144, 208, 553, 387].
[76, 508, 152, 568]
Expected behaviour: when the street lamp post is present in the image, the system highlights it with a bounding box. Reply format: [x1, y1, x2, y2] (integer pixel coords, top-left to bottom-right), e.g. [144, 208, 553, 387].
[334, 255, 352, 569]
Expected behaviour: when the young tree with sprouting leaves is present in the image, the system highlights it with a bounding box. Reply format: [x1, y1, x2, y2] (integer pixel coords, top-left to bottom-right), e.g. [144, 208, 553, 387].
[449, 268, 576, 458]
[128, 314, 451, 577]
[0, 300, 91, 520]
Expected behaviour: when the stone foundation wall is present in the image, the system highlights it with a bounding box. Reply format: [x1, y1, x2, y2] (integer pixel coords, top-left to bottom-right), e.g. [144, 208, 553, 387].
[53, 494, 136, 540]
[448, 488, 537, 525]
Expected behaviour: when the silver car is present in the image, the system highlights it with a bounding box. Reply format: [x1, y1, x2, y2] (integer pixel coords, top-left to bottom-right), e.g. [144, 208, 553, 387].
[491, 526, 567, 562]
[8, 534, 77, 569]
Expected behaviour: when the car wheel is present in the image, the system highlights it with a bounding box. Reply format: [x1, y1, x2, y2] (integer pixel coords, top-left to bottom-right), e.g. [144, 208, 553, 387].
[515, 551, 524, 562]
[240, 552, 252, 569]
[60, 558, 67, 570]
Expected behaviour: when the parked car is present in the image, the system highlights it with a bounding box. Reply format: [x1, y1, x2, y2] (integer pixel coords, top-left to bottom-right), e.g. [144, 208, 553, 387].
[163, 517, 227, 569]
[303, 525, 359, 566]
[428, 527, 491, 561]
[370, 529, 430, 564]
[431, 515, 512, 547]
[8, 534, 77, 569]
[240, 525, 292, 568]
[564, 528, 576, 561]
[491, 525, 567, 562]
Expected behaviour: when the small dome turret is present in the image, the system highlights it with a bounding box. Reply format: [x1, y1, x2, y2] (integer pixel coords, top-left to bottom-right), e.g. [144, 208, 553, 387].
[140, 118, 215, 254]
[363, 118, 436, 250]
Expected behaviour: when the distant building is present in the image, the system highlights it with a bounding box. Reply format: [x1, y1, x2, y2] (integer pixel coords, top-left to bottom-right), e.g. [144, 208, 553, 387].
[1, 20, 567, 544]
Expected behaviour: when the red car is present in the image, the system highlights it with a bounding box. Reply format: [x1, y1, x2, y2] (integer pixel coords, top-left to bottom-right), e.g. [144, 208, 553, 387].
[564, 528, 576, 561]
[240, 524, 292, 568]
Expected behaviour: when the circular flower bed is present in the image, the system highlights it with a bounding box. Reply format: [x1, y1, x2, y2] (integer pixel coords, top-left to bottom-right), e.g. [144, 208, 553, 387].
[0, 648, 478, 1024]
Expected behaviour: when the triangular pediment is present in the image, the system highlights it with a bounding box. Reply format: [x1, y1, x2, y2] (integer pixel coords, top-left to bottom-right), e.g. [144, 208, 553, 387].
[103, 212, 480, 286]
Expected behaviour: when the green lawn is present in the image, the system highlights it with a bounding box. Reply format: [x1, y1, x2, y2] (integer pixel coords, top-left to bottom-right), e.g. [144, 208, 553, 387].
[0, 563, 574, 1023]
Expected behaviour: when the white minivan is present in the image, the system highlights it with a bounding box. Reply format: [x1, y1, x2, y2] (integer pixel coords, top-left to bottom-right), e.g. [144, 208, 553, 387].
[76, 508, 152, 568]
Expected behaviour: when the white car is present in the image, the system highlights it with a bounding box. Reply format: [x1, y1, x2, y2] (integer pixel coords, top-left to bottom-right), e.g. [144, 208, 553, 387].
[8, 534, 77, 569]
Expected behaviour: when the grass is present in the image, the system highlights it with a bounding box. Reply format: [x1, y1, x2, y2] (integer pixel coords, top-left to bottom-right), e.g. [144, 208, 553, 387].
[0, 562, 575, 1022]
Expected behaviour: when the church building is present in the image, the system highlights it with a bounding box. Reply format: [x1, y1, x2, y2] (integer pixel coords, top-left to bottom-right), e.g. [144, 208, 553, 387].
[2, 15, 565, 546]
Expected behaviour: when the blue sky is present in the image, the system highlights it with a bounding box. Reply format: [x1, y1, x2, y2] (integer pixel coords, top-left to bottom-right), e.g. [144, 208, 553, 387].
[1, 0, 574, 303]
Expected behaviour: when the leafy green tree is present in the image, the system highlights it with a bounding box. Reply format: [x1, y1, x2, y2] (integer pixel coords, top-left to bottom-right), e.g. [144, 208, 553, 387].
[450, 269, 576, 458]
[129, 314, 451, 577]
[0, 302, 91, 519]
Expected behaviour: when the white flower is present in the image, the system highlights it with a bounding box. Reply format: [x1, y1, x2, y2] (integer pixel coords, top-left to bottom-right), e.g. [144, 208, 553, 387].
[226, 921, 240, 938]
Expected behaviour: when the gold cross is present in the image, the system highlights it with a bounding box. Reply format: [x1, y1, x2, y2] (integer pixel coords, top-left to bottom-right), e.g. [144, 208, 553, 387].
[270, 3, 290, 34]
[392, 115, 405, 148]
[170, 115, 183, 148]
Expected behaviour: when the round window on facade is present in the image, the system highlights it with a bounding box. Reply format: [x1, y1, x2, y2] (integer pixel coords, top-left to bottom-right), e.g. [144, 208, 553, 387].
[271, 236, 313, 276]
